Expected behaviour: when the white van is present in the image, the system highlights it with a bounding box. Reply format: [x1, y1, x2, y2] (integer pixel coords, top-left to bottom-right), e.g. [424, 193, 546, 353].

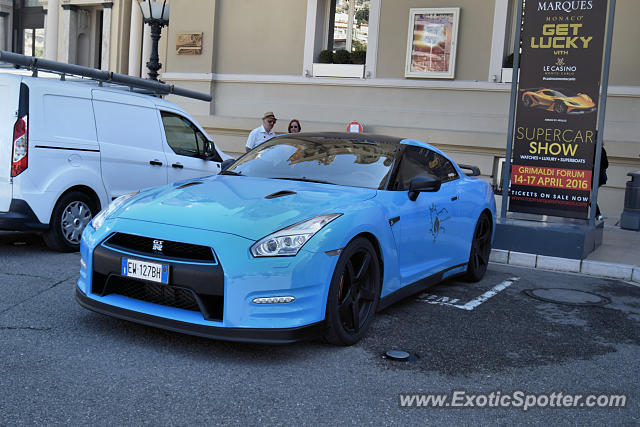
[0, 72, 230, 251]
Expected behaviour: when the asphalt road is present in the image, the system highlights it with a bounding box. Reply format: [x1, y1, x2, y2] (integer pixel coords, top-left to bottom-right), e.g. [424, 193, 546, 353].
[1, 231, 639, 425]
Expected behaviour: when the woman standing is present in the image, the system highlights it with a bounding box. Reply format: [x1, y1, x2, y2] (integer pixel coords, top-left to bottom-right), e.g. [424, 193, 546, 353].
[288, 119, 302, 133]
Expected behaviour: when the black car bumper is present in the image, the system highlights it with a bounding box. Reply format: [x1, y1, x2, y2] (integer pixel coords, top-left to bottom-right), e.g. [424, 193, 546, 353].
[75, 287, 324, 344]
[0, 199, 48, 231]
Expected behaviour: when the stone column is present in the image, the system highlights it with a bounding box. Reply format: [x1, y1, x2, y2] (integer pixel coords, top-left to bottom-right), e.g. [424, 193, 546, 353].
[0, 12, 8, 51]
[128, 1, 142, 76]
[100, 2, 113, 70]
[59, 4, 78, 64]
[141, 23, 151, 78]
[44, 0, 59, 60]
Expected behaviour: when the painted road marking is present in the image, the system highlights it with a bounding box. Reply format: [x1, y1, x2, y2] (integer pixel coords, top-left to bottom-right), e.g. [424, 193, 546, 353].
[417, 277, 520, 311]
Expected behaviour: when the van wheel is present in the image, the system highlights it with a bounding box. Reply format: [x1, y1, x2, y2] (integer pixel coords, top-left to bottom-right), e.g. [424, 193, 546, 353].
[43, 192, 96, 252]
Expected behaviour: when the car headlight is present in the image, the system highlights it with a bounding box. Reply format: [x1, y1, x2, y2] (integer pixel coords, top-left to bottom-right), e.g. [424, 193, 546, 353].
[251, 213, 342, 257]
[91, 191, 139, 231]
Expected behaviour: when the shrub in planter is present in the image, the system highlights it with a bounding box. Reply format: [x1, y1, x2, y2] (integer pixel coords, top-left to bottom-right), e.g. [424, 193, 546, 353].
[351, 50, 366, 65]
[333, 49, 351, 64]
[317, 49, 334, 64]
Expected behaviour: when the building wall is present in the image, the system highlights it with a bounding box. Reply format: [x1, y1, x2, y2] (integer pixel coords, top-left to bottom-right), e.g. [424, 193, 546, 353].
[213, 0, 306, 75]
[161, 0, 639, 220]
[376, 0, 496, 81]
[609, 0, 640, 86]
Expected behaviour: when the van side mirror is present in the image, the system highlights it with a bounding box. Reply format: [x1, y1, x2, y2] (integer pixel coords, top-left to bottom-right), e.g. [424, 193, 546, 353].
[408, 174, 441, 201]
[202, 140, 222, 162]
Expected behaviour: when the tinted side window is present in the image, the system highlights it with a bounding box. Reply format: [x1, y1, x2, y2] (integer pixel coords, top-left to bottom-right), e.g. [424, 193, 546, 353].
[427, 152, 459, 183]
[161, 112, 201, 157]
[393, 146, 458, 190]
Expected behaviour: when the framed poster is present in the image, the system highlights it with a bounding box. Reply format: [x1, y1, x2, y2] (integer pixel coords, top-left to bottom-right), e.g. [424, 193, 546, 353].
[405, 7, 460, 79]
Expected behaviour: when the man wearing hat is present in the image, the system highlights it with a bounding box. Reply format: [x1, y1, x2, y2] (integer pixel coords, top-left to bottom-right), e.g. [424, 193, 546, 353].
[245, 112, 277, 152]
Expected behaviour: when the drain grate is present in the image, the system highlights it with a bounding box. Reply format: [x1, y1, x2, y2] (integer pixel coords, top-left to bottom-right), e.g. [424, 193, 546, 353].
[523, 288, 610, 307]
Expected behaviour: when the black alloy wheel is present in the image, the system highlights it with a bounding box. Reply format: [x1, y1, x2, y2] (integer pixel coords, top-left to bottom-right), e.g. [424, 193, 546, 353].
[464, 212, 492, 282]
[522, 95, 532, 107]
[324, 237, 380, 346]
[554, 101, 567, 114]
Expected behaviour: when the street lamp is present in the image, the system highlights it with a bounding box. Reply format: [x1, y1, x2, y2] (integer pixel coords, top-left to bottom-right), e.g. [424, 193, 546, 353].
[138, 0, 170, 80]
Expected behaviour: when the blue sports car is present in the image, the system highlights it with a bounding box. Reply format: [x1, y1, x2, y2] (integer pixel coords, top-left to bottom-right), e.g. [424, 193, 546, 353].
[76, 133, 495, 345]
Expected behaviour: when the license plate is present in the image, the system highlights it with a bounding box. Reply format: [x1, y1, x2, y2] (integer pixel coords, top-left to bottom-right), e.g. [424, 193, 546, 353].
[121, 258, 169, 284]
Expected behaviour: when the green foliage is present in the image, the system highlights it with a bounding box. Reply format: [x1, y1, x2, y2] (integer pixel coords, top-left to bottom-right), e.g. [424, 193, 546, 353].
[333, 49, 351, 64]
[351, 39, 366, 52]
[355, 5, 369, 26]
[317, 49, 334, 64]
[351, 50, 367, 65]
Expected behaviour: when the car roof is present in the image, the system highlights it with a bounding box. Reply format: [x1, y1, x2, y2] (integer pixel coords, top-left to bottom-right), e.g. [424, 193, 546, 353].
[278, 132, 436, 151]
[0, 70, 187, 113]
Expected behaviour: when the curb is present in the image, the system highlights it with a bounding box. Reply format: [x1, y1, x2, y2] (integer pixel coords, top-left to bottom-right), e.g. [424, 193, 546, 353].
[490, 249, 640, 284]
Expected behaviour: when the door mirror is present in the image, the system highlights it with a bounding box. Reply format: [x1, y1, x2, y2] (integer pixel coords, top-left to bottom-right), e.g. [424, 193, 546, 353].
[202, 140, 222, 162]
[220, 158, 235, 171]
[408, 174, 441, 201]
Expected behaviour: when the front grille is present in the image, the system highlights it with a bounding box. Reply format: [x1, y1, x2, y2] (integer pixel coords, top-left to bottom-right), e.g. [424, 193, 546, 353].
[92, 272, 223, 321]
[104, 233, 215, 263]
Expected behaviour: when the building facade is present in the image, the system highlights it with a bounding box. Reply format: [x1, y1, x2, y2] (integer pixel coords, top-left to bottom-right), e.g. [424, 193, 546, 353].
[1, 0, 638, 218]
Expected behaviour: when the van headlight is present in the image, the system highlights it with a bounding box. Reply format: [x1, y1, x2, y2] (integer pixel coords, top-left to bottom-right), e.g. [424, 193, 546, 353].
[91, 192, 139, 231]
[251, 214, 342, 257]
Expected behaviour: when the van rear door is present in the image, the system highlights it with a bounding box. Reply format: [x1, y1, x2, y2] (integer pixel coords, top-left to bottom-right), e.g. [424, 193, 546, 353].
[0, 75, 22, 212]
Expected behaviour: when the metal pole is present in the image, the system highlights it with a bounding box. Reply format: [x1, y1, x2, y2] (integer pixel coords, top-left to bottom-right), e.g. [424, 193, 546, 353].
[589, 0, 616, 227]
[500, 0, 524, 223]
[145, 19, 163, 81]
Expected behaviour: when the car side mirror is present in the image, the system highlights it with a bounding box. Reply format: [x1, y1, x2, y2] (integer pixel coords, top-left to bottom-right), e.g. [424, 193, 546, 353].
[220, 158, 235, 171]
[408, 174, 441, 201]
[202, 140, 222, 161]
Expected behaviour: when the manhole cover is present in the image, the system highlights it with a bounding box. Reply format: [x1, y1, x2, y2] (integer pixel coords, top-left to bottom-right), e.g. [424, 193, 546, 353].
[523, 288, 610, 306]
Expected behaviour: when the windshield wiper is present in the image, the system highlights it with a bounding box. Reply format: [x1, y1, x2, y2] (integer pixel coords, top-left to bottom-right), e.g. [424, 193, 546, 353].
[220, 170, 242, 176]
[272, 177, 334, 185]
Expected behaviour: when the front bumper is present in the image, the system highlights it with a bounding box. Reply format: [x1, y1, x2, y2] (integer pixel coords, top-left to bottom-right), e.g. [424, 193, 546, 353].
[76, 287, 323, 344]
[77, 218, 338, 341]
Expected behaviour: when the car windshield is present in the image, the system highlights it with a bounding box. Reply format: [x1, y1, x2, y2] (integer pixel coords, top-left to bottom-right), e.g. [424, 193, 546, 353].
[225, 136, 398, 189]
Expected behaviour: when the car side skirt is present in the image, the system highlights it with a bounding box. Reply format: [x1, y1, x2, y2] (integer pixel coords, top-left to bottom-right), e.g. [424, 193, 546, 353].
[75, 287, 324, 344]
[377, 263, 467, 311]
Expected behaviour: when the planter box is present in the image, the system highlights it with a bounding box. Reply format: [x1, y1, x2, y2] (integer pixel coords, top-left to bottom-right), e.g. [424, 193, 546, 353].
[501, 67, 520, 83]
[312, 63, 365, 78]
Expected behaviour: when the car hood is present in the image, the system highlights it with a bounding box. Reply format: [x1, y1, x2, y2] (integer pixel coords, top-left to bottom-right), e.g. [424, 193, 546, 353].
[117, 175, 377, 240]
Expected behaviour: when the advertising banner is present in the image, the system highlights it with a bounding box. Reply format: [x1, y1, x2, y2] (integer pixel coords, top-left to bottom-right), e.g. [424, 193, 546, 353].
[508, 0, 608, 219]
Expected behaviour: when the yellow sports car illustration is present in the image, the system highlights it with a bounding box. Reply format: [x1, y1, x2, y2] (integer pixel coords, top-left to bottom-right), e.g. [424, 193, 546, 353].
[521, 88, 596, 114]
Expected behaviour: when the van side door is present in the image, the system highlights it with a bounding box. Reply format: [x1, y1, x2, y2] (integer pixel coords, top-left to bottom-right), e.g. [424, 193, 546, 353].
[92, 90, 168, 199]
[159, 111, 222, 182]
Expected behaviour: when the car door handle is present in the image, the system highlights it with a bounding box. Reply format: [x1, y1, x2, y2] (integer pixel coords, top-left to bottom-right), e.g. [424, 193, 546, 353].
[149, 160, 163, 166]
[388, 216, 400, 226]
[171, 163, 184, 169]
[451, 196, 458, 201]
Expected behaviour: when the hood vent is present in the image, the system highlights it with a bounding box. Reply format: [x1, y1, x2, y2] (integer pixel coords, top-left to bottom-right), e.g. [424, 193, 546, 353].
[176, 181, 204, 190]
[265, 190, 297, 199]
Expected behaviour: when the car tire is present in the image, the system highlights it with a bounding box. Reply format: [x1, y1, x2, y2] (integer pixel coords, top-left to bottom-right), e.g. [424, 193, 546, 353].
[553, 101, 567, 114]
[323, 237, 381, 346]
[522, 96, 532, 107]
[43, 191, 97, 252]
[464, 212, 492, 282]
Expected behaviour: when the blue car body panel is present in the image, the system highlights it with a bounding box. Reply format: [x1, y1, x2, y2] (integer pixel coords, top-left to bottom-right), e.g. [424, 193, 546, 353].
[77, 135, 496, 342]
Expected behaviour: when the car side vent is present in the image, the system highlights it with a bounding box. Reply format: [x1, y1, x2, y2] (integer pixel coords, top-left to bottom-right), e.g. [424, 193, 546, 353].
[176, 181, 203, 189]
[265, 190, 297, 199]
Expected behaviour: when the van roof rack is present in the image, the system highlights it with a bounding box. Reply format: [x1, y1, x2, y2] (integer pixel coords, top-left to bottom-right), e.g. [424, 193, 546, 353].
[0, 50, 212, 102]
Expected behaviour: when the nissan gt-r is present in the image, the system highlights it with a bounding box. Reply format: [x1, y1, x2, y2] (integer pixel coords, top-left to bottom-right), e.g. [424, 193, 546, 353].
[76, 133, 496, 345]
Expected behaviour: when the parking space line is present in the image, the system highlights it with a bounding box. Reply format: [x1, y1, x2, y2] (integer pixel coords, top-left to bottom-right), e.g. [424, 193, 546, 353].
[418, 277, 520, 311]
